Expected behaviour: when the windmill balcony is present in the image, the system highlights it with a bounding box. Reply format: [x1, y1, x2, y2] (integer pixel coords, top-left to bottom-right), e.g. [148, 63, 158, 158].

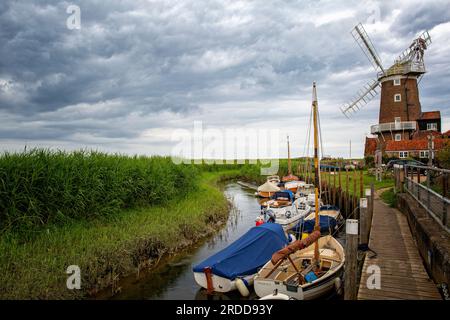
[371, 121, 416, 134]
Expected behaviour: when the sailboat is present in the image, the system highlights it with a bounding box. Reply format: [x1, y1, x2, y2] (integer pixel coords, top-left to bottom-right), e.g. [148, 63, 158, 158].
[254, 82, 345, 300]
[282, 136, 302, 193]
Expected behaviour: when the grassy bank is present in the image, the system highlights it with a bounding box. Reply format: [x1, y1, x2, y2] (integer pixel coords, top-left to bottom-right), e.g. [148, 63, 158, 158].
[0, 171, 233, 299]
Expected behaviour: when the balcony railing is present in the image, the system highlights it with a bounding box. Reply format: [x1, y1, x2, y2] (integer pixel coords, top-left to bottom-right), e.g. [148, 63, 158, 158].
[371, 121, 416, 134]
[377, 62, 426, 79]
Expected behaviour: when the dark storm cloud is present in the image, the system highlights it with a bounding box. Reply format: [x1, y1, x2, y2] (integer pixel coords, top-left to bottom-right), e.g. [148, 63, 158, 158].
[0, 0, 449, 156]
[390, 1, 450, 36]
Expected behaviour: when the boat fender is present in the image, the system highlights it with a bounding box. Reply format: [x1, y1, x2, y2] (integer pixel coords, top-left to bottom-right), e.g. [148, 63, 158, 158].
[236, 278, 250, 297]
[334, 277, 343, 295]
[288, 233, 296, 244]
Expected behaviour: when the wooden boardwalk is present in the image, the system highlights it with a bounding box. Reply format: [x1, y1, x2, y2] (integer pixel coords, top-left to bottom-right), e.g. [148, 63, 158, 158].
[357, 192, 441, 300]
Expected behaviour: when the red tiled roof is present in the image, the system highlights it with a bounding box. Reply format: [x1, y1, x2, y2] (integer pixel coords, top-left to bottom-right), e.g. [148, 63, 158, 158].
[420, 111, 441, 120]
[443, 130, 450, 137]
[412, 130, 442, 140]
[385, 138, 446, 152]
[364, 137, 377, 156]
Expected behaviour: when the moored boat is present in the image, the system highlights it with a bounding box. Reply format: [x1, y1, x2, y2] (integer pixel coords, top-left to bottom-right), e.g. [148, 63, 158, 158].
[257, 176, 281, 198]
[259, 191, 311, 230]
[193, 223, 289, 294]
[292, 205, 341, 237]
[253, 233, 344, 300]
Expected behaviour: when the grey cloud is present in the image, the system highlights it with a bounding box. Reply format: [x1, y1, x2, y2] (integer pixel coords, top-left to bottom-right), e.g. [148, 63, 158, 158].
[0, 0, 449, 157]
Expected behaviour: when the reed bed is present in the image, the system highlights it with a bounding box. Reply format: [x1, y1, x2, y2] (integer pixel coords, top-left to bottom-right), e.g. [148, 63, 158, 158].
[0, 149, 199, 235]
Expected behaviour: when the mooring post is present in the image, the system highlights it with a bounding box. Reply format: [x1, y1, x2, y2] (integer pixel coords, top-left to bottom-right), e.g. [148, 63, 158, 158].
[398, 166, 404, 193]
[443, 173, 448, 227]
[353, 169, 358, 218]
[346, 168, 349, 216]
[369, 183, 374, 224]
[345, 219, 359, 300]
[360, 170, 364, 198]
[333, 167, 337, 206]
[359, 198, 369, 245]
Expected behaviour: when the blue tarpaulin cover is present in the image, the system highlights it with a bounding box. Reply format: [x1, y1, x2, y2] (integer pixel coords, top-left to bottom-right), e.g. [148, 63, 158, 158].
[193, 223, 288, 280]
[291, 215, 337, 235]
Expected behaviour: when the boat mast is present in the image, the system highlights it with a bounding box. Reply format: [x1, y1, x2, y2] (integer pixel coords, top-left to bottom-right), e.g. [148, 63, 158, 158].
[312, 82, 320, 265]
[287, 135, 292, 175]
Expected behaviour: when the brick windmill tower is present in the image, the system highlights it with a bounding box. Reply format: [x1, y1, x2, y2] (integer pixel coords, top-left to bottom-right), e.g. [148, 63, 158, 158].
[341, 24, 443, 160]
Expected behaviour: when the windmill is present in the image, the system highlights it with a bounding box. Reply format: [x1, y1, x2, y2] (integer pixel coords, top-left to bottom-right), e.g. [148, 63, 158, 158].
[341, 23, 432, 120]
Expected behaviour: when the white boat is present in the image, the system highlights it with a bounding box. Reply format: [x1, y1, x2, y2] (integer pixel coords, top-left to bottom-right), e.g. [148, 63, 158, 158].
[260, 191, 311, 230]
[254, 234, 344, 300]
[296, 192, 323, 211]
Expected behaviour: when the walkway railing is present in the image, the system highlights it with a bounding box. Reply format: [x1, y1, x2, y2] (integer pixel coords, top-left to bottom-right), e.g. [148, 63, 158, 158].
[396, 164, 450, 233]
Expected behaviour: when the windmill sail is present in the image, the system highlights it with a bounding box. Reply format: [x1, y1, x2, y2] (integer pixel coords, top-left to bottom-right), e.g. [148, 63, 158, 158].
[395, 30, 432, 64]
[340, 79, 380, 117]
[351, 23, 385, 75]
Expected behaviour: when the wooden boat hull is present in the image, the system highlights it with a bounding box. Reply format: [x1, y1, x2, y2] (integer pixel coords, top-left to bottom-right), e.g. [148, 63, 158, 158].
[284, 181, 303, 193]
[255, 268, 343, 300]
[258, 191, 277, 198]
[254, 235, 344, 300]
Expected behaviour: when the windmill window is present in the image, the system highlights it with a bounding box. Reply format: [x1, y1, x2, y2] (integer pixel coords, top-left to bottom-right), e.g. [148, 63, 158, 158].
[399, 151, 408, 158]
[394, 78, 401, 86]
[427, 123, 437, 131]
[394, 94, 401, 102]
[395, 134, 401, 141]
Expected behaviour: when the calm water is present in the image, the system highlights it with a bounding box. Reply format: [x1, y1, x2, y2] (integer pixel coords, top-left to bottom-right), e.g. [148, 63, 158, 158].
[104, 183, 344, 300]
[107, 183, 262, 300]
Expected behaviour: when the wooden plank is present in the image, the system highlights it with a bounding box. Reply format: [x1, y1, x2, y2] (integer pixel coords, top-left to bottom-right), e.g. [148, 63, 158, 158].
[357, 193, 441, 300]
[358, 287, 440, 300]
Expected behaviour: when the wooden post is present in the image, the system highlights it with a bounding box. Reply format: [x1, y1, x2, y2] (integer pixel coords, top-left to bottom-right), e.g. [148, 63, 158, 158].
[328, 167, 331, 203]
[359, 197, 369, 245]
[333, 167, 337, 206]
[339, 164, 342, 212]
[443, 172, 448, 198]
[360, 170, 364, 198]
[417, 167, 421, 185]
[427, 168, 431, 209]
[353, 169, 358, 217]
[443, 172, 448, 227]
[369, 183, 374, 223]
[345, 219, 359, 300]
[346, 168, 349, 216]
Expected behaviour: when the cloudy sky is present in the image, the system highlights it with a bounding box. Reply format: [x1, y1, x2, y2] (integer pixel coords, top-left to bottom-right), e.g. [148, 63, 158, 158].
[1, 0, 450, 159]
